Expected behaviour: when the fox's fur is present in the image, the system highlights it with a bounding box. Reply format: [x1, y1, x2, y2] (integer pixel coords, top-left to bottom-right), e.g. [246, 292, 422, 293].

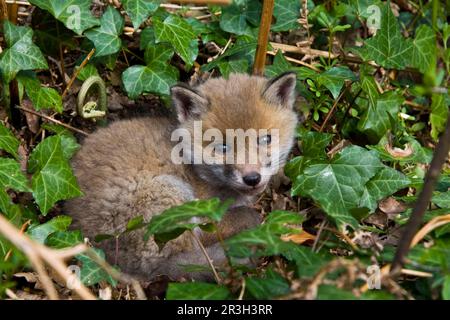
[64, 72, 298, 281]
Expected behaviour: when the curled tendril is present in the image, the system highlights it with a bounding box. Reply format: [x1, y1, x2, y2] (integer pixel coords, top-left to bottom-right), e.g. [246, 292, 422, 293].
[77, 76, 107, 120]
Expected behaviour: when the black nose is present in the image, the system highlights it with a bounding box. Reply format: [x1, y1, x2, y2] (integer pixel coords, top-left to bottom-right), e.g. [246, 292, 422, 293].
[243, 172, 261, 186]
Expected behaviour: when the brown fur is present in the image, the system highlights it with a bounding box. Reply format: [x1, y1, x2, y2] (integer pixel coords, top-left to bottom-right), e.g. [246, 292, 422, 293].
[64, 73, 298, 281]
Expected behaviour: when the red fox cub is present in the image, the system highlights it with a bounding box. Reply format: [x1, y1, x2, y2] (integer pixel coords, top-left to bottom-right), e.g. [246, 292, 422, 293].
[64, 72, 298, 280]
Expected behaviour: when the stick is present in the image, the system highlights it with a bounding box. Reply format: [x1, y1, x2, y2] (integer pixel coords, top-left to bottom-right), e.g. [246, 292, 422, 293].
[168, 0, 231, 4]
[270, 42, 420, 73]
[253, 0, 274, 76]
[391, 112, 450, 274]
[62, 48, 96, 99]
[17, 106, 89, 136]
[0, 213, 96, 300]
[267, 50, 319, 71]
[189, 230, 222, 284]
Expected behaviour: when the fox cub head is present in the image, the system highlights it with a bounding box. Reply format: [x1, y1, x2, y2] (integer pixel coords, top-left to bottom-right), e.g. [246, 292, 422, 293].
[170, 72, 298, 195]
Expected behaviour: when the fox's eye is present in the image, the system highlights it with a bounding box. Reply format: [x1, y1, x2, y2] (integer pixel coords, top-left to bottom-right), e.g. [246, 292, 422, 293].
[258, 134, 271, 145]
[214, 143, 229, 154]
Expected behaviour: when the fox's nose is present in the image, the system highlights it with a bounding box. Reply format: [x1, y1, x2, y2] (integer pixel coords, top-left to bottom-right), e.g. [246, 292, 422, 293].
[243, 172, 261, 186]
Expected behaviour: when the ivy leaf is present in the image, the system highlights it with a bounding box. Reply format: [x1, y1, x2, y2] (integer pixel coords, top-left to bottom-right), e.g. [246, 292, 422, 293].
[77, 249, 117, 286]
[246, 269, 290, 299]
[75, 63, 99, 81]
[282, 245, 332, 277]
[27, 215, 72, 244]
[272, 0, 301, 32]
[220, 3, 253, 36]
[46, 230, 83, 248]
[121, 0, 159, 29]
[355, 3, 412, 69]
[265, 50, 292, 78]
[411, 25, 436, 74]
[122, 44, 178, 98]
[317, 67, 357, 99]
[358, 91, 404, 143]
[430, 93, 449, 141]
[29, 136, 82, 215]
[368, 135, 432, 164]
[85, 6, 124, 57]
[17, 74, 63, 113]
[225, 211, 304, 258]
[28, 0, 99, 35]
[292, 146, 384, 230]
[298, 130, 334, 159]
[202, 39, 257, 73]
[432, 191, 450, 209]
[0, 158, 31, 192]
[0, 123, 20, 159]
[0, 21, 48, 83]
[360, 73, 379, 108]
[217, 59, 249, 78]
[360, 167, 410, 213]
[166, 282, 230, 300]
[153, 15, 198, 67]
[145, 198, 232, 241]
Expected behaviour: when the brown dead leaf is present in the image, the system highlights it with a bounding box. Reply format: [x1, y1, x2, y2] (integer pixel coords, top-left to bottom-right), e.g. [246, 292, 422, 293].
[281, 230, 316, 244]
[22, 99, 40, 134]
[379, 197, 408, 217]
[384, 143, 413, 158]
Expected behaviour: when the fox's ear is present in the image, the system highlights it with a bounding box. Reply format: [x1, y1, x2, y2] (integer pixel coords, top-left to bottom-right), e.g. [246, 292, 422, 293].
[262, 72, 297, 108]
[171, 85, 208, 122]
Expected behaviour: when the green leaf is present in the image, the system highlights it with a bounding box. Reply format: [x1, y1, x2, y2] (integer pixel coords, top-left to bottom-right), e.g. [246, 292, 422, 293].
[153, 15, 198, 66]
[265, 51, 292, 78]
[166, 282, 230, 300]
[45, 230, 83, 248]
[85, 6, 124, 57]
[0, 123, 20, 159]
[0, 21, 48, 83]
[122, 44, 178, 98]
[443, 275, 450, 300]
[122, 0, 159, 29]
[282, 245, 332, 277]
[225, 211, 304, 258]
[29, 136, 82, 215]
[246, 269, 290, 299]
[27, 215, 72, 243]
[368, 135, 432, 164]
[355, 3, 412, 69]
[358, 91, 404, 142]
[75, 63, 99, 81]
[145, 198, 232, 241]
[411, 25, 436, 74]
[220, 3, 252, 36]
[360, 167, 410, 212]
[77, 249, 117, 286]
[292, 145, 384, 229]
[430, 93, 449, 141]
[360, 73, 379, 108]
[0, 158, 30, 192]
[272, 0, 301, 32]
[217, 59, 249, 78]
[126, 215, 146, 232]
[28, 0, 99, 35]
[17, 74, 63, 113]
[432, 191, 450, 209]
[317, 67, 356, 99]
[202, 40, 257, 73]
[298, 130, 334, 159]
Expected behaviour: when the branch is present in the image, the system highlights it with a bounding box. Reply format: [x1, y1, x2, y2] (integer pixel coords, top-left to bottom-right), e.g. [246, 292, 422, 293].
[391, 112, 450, 274]
[189, 230, 222, 284]
[0, 213, 96, 300]
[17, 105, 89, 136]
[253, 0, 274, 76]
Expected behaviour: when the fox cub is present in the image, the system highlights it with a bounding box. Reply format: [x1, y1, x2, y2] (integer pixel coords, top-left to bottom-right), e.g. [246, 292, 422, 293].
[64, 72, 298, 281]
